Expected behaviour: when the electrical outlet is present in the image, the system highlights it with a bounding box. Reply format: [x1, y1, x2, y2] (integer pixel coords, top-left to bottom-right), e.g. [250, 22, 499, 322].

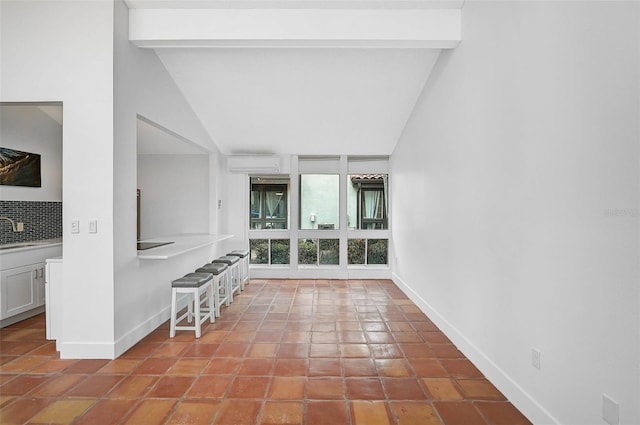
[531, 348, 541, 370]
[71, 219, 80, 234]
[16, 222, 24, 232]
[602, 394, 619, 425]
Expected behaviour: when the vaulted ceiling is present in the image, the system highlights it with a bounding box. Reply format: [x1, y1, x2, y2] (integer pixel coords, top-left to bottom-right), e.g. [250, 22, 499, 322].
[126, 0, 462, 156]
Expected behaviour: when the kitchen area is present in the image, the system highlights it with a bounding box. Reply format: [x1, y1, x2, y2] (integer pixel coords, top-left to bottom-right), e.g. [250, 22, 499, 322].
[0, 104, 63, 336]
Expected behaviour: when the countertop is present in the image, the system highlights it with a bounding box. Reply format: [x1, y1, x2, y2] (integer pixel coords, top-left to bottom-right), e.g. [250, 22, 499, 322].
[137, 234, 233, 260]
[0, 238, 63, 254]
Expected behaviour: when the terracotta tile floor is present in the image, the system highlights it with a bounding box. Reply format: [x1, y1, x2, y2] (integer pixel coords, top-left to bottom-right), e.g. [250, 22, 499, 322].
[0, 279, 532, 425]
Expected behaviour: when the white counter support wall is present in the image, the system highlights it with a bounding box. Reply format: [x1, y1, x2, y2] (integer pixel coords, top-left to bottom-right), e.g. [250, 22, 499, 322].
[113, 0, 223, 358]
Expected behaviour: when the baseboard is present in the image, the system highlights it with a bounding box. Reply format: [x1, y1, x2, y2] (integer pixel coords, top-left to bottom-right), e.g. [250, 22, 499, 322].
[114, 305, 171, 358]
[59, 341, 116, 359]
[0, 305, 45, 329]
[391, 272, 559, 425]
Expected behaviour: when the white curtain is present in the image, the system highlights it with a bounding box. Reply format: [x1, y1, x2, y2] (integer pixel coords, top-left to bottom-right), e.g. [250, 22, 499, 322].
[364, 190, 380, 219]
[265, 191, 283, 217]
[383, 175, 388, 212]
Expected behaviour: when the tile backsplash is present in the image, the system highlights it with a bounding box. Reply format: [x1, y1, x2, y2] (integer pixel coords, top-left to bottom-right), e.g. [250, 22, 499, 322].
[0, 201, 62, 245]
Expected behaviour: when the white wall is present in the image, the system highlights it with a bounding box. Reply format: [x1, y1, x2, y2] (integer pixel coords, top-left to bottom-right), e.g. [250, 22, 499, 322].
[113, 0, 222, 355]
[0, 105, 62, 201]
[391, 2, 639, 424]
[1, 0, 116, 358]
[222, 172, 249, 252]
[137, 154, 209, 239]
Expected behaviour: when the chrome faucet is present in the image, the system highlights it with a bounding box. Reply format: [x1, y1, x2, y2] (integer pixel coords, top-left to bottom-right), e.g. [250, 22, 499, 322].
[0, 217, 23, 232]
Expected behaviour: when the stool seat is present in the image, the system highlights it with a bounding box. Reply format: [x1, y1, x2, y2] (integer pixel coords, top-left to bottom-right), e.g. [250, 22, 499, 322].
[212, 255, 239, 266]
[171, 272, 212, 287]
[195, 263, 228, 275]
[228, 249, 249, 258]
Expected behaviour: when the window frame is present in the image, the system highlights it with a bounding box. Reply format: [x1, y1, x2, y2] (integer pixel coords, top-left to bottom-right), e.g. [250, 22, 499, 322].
[247, 156, 391, 278]
[350, 175, 388, 230]
[250, 181, 289, 230]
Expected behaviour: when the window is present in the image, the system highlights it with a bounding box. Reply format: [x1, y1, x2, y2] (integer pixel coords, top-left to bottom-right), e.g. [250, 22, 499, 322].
[300, 174, 339, 230]
[298, 239, 339, 265]
[250, 239, 290, 265]
[348, 174, 388, 229]
[248, 157, 390, 272]
[250, 177, 288, 229]
[348, 239, 388, 265]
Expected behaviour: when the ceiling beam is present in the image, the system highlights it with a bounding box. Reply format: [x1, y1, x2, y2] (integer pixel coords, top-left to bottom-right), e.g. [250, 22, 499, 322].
[129, 7, 461, 48]
[125, 0, 464, 10]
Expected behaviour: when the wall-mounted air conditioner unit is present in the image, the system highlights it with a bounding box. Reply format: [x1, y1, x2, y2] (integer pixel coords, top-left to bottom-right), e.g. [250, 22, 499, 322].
[227, 155, 281, 174]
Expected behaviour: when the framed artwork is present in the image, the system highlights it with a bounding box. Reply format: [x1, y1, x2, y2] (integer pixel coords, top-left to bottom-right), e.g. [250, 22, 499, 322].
[0, 147, 42, 187]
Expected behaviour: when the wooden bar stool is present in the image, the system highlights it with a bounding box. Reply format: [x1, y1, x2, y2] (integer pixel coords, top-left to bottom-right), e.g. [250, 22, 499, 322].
[212, 256, 241, 300]
[195, 262, 229, 317]
[227, 249, 249, 290]
[170, 272, 214, 338]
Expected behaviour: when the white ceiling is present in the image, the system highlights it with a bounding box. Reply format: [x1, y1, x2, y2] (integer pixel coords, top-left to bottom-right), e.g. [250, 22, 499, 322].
[127, 0, 461, 156]
[155, 48, 441, 156]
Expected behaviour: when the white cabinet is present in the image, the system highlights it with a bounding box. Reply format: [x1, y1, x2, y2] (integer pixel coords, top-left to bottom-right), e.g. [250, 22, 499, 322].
[0, 243, 62, 327]
[45, 258, 63, 341]
[0, 263, 45, 320]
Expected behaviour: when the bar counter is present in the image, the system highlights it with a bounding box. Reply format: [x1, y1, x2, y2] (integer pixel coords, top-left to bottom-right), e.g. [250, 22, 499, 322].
[136, 234, 233, 260]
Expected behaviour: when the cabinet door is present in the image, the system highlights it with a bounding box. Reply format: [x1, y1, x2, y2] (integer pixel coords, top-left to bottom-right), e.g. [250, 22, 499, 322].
[35, 265, 46, 306]
[0, 265, 39, 320]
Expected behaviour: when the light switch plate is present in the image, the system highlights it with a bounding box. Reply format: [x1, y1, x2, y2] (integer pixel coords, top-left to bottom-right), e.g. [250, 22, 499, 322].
[88, 219, 97, 234]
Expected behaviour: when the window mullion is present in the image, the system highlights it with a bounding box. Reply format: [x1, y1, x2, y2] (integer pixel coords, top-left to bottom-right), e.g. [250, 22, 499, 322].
[339, 156, 348, 272]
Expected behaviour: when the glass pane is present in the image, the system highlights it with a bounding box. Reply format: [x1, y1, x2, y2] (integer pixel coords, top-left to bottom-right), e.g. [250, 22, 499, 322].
[348, 239, 365, 264]
[319, 239, 339, 265]
[250, 239, 269, 264]
[270, 239, 290, 265]
[367, 239, 388, 265]
[348, 174, 388, 230]
[265, 188, 286, 219]
[250, 190, 261, 220]
[298, 239, 318, 265]
[300, 174, 339, 230]
[249, 179, 289, 230]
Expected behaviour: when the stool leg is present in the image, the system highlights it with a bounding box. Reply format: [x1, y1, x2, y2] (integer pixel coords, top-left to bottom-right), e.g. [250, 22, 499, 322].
[207, 284, 214, 323]
[245, 256, 250, 285]
[193, 288, 201, 338]
[239, 260, 246, 291]
[170, 289, 178, 338]
[213, 277, 221, 317]
[187, 293, 193, 323]
[226, 271, 233, 304]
